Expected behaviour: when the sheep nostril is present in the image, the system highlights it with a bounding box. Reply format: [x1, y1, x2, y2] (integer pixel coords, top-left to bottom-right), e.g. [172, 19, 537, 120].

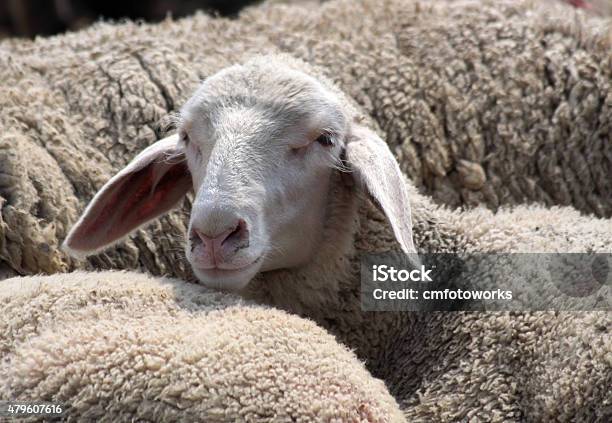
[190, 219, 249, 253]
[222, 219, 248, 246]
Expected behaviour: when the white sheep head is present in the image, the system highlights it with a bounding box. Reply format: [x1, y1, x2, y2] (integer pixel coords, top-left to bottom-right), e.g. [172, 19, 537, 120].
[64, 55, 418, 291]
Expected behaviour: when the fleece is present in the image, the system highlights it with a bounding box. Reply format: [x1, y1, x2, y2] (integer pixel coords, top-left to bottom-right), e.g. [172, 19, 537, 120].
[0, 271, 405, 423]
[0, 0, 611, 278]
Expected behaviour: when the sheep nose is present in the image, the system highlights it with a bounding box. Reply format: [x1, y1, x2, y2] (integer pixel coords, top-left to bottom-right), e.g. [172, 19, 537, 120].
[191, 219, 249, 254]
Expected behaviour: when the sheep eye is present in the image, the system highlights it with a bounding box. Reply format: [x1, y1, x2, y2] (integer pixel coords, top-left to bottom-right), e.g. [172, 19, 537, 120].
[181, 132, 190, 145]
[316, 133, 334, 147]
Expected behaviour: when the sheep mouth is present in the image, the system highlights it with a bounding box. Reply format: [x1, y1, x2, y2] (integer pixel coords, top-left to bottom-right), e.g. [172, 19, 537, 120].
[193, 256, 260, 273]
[190, 255, 263, 289]
[192, 254, 262, 271]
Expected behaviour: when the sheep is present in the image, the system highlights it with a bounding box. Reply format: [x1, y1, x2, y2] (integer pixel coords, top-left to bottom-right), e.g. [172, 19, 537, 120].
[63, 54, 612, 421]
[0, 0, 610, 419]
[0, 270, 405, 422]
[1, 0, 611, 279]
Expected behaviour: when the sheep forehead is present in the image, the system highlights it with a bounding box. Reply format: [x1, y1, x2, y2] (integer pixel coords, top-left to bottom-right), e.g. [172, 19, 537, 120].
[206, 60, 333, 105]
[182, 59, 348, 142]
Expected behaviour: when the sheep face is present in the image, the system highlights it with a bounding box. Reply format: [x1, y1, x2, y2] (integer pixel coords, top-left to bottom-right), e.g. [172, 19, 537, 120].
[63, 56, 418, 291]
[178, 63, 349, 290]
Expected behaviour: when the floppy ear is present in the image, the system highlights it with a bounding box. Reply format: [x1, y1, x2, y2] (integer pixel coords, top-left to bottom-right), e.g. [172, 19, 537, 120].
[63, 134, 191, 256]
[345, 124, 419, 263]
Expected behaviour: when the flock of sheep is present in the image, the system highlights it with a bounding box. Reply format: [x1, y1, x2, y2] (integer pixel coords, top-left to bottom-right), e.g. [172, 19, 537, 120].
[1, 0, 611, 421]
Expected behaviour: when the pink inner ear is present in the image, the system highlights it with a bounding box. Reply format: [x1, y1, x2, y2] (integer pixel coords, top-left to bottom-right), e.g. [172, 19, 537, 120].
[67, 161, 191, 252]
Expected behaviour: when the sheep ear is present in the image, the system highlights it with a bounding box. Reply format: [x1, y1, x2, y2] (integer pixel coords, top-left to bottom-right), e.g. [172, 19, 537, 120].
[63, 134, 191, 257]
[344, 124, 419, 264]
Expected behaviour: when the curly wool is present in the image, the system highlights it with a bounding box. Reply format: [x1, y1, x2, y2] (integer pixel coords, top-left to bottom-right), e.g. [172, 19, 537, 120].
[0, 271, 405, 422]
[0, 0, 610, 278]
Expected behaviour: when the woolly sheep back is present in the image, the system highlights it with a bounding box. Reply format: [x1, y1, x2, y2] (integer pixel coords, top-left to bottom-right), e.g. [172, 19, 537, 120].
[0, 271, 404, 422]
